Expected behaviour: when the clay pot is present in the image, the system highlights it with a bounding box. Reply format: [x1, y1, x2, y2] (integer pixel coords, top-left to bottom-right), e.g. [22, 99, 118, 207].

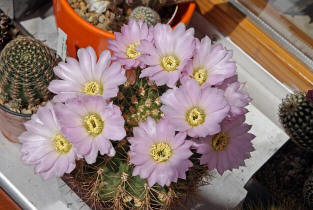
[53, 0, 196, 57]
[0, 105, 31, 143]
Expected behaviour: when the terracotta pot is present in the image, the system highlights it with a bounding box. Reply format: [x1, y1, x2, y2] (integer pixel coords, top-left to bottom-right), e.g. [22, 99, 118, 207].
[0, 105, 31, 143]
[53, 0, 196, 57]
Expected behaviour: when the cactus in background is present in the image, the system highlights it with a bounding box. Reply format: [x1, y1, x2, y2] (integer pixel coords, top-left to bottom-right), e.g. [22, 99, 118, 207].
[0, 12, 10, 49]
[125, 0, 194, 10]
[129, 6, 161, 26]
[304, 172, 313, 208]
[254, 140, 313, 208]
[0, 36, 58, 113]
[279, 92, 313, 152]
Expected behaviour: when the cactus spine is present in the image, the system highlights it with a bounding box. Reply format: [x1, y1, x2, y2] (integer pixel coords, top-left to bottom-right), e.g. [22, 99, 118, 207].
[279, 92, 313, 152]
[0, 36, 58, 113]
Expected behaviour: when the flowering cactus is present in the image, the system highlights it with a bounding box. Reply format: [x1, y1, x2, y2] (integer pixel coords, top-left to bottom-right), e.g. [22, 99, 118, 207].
[19, 21, 254, 209]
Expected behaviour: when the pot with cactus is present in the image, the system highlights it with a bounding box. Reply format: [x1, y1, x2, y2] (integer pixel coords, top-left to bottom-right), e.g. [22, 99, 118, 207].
[0, 36, 58, 143]
[18, 21, 255, 209]
[53, 0, 196, 57]
[254, 90, 313, 209]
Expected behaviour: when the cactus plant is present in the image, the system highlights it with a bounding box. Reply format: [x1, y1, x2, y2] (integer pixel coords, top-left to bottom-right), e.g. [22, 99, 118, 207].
[0, 36, 58, 113]
[64, 145, 208, 209]
[129, 6, 161, 26]
[255, 140, 313, 207]
[125, 0, 194, 10]
[279, 92, 313, 152]
[304, 172, 313, 208]
[62, 68, 209, 210]
[0, 12, 10, 49]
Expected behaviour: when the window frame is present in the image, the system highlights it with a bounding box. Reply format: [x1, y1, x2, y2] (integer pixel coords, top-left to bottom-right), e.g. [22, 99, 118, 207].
[196, 0, 313, 91]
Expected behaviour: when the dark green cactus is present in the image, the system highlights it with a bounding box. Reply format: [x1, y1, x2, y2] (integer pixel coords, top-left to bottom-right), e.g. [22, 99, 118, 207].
[0, 12, 10, 49]
[0, 36, 58, 113]
[255, 140, 313, 208]
[304, 172, 313, 208]
[279, 92, 313, 152]
[129, 6, 161, 26]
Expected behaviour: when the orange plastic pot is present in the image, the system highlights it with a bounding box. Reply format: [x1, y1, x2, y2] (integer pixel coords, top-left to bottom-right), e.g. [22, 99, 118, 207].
[53, 0, 196, 57]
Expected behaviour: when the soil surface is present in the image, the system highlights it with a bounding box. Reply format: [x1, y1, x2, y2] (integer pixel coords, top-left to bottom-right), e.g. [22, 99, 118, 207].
[68, 0, 176, 32]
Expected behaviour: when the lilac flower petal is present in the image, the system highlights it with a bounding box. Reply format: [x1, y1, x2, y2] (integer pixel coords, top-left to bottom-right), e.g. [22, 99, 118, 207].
[197, 117, 255, 175]
[129, 117, 192, 187]
[49, 47, 125, 102]
[139, 22, 195, 87]
[94, 50, 111, 78]
[139, 66, 162, 78]
[57, 96, 125, 163]
[24, 121, 53, 138]
[20, 103, 78, 180]
[108, 20, 152, 69]
[77, 47, 93, 81]
[84, 143, 99, 164]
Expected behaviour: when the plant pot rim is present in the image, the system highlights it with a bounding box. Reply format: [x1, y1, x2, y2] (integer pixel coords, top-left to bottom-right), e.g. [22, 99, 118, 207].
[59, 0, 196, 38]
[0, 104, 31, 118]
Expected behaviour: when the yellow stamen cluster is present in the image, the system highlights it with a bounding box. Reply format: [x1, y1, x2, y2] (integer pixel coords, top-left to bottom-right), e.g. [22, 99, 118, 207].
[83, 81, 103, 96]
[211, 132, 229, 151]
[193, 68, 208, 86]
[83, 113, 104, 137]
[150, 142, 173, 162]
[53, 133, 72, 154]
[161, 55, 179, 72]
[186, 107, 206, 127]
[126, 41, 141, 59]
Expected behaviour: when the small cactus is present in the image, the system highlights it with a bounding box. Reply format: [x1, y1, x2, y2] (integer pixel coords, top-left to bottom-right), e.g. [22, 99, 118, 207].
[279, 92, 313, 152]
[0, 36, 58, 113]
[125, 0, 194, 10]
[304, 172, 313, 208]
[0, 12, 10, 49]
[129, 6, 161, 26]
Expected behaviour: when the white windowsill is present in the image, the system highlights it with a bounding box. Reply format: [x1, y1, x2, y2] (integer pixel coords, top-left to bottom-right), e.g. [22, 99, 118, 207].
[0, 10, 290, 210]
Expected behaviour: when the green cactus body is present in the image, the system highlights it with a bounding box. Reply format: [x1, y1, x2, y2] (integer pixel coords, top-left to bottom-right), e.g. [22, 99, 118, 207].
[279, 92, 313, 152]
[114, 68, 165, 132]
[0, 36, 58, 113]
[65, 146, 208, 209]
[304, 173, 313, 208]
[63, 68, 209, 210]
[0, 12, 10, 49]
[130, 6, 161, 26]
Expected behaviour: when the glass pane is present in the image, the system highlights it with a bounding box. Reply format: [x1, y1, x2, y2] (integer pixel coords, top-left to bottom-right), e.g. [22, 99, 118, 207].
[232, 0, 313, 68]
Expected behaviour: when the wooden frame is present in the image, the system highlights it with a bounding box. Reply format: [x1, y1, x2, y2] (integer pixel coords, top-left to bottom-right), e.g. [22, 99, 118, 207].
[196, 0, 313, 91]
